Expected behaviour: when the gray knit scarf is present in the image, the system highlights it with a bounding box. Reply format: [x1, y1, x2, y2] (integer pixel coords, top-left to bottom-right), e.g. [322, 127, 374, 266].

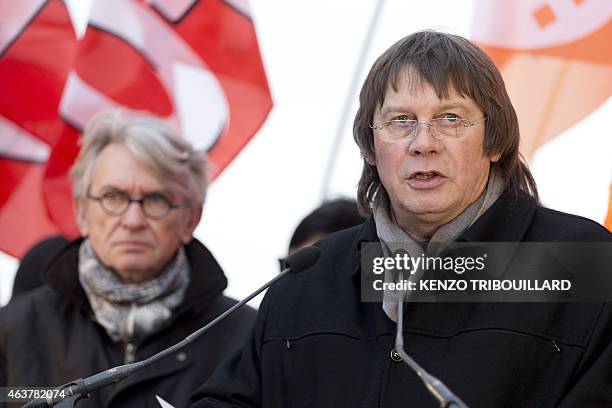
[79, 240, 190, 343]
[374, 168, 505, 321]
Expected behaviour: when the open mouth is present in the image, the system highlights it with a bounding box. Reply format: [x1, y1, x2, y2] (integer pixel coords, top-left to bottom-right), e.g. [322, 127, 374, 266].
[406, 170, 446, 188]
[410, 171, 443, 180]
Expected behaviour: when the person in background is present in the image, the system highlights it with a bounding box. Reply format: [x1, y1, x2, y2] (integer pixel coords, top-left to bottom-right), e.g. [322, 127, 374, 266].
[189, 30, 612, 407]
[0, 111, 256, 407]
[10, 235, 69, 299]
[287, 198, 365, 256]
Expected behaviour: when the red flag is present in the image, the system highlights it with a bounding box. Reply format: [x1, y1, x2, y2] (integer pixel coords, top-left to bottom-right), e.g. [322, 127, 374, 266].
[0, 0, 272, 257]
[472, 0, 612, 158]
[0, 0, 78, 257]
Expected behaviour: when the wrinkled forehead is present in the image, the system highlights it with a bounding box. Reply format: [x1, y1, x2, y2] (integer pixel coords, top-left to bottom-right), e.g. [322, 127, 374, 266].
[377, 73, 483, 119]
[90, 143, 185, 197]
[388, 66, 470, 103]
[376, 64, 479, 111]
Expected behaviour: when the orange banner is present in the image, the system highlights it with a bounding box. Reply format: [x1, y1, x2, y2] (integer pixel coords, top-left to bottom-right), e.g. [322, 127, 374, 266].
[472, 0, 612, 158]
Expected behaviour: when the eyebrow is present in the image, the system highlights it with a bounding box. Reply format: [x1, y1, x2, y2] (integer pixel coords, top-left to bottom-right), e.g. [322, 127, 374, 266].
[436, 103, 470, 111]
[379, 102, 472, 115]
[95, 185, 172, 196]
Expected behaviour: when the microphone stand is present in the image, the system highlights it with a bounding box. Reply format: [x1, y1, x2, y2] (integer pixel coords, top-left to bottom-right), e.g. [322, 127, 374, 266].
[23, 247, 321, 408]
[394, 272, 468, 408]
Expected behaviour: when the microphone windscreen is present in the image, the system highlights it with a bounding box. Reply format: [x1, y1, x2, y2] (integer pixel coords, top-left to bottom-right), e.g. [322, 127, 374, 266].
[286, 246, 321, 273]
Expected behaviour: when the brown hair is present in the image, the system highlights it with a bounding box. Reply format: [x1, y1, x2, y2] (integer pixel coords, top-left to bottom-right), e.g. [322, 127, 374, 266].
[353, 30, 538, 215]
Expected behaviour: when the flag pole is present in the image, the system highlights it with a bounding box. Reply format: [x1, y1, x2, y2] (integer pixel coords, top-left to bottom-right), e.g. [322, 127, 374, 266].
[319, 0, 385, 201]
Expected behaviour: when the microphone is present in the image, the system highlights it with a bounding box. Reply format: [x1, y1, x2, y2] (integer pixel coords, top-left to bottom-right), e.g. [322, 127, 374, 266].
[23, 246, 322, 408]
[284, 246, 321, 273]
[394, 272, 468, 408]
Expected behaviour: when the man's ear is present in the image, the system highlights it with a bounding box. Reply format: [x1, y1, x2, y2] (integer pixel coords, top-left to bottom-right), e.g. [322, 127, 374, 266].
[74, 196, 89, 237]
[180, 206, 202, 245]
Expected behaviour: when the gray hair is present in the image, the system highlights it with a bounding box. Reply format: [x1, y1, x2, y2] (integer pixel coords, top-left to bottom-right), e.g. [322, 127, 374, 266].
[71, 110, 208, 208]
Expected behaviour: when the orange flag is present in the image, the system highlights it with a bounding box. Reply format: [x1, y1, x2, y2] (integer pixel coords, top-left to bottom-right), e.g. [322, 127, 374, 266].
[472, 0, 612, 159]
[605, 185, 612, 231]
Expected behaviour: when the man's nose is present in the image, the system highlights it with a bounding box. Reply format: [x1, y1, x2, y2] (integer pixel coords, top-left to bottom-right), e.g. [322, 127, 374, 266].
[121, 201, 146, 228]
[407, 122, 441, 156]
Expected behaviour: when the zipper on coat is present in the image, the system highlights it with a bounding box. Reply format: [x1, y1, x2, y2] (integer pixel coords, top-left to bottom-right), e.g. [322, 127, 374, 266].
[124, 342, 136, 364]
[123, 303, 138, 363]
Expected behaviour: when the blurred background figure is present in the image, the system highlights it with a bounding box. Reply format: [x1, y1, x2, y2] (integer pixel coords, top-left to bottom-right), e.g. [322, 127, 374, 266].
[0, 111, 256, 407]
[288, 198, 365, 255]
[11, 235, 69, 299]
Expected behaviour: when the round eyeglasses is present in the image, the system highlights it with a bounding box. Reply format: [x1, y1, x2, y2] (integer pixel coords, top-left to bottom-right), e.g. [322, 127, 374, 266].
[369, 116, 487, 141]
[87, 190, 186, 219]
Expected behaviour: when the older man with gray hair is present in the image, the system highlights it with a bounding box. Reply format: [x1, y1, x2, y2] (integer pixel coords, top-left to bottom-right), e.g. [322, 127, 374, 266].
[0, 111, 255, 407]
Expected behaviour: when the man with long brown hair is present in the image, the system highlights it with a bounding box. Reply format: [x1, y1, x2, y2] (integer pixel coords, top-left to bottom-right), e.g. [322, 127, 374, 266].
[189, 31, 612, 407]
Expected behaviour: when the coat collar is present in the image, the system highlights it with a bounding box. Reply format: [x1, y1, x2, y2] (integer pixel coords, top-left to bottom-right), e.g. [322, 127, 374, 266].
[43, 238, 228, 316]
[457, 191, 537, 243]
[350, 190, 538, 277]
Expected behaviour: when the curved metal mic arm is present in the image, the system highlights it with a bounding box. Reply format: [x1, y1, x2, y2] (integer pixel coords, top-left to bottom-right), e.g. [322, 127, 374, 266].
[22, 246, 322, 408]
[22, 270, 290, 408]
[395, 297, 469, 408]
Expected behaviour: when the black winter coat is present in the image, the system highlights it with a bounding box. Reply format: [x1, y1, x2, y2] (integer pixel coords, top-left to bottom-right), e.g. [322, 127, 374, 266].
[0, 239, 256, 408]
[189, 192, 612, 408]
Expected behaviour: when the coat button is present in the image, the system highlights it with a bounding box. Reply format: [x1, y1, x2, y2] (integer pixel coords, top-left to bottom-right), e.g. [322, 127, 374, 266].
[176, 352, 187, 362]
[390, 348, 403, 362]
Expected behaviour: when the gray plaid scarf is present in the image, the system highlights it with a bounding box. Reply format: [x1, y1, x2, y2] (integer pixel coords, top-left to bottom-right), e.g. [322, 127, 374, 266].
[79, 239, 190, 344]
[374, 168, 505, 321]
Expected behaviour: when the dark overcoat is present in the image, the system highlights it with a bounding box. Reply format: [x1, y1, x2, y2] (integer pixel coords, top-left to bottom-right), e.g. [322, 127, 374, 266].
[0, 239, 256, 408]
[190, 192, 612, 408]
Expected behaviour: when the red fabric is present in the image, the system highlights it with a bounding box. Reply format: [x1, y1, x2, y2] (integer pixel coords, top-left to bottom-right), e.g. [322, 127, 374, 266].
[0, 0, 78, 257]
[0, 0, 272, 257]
